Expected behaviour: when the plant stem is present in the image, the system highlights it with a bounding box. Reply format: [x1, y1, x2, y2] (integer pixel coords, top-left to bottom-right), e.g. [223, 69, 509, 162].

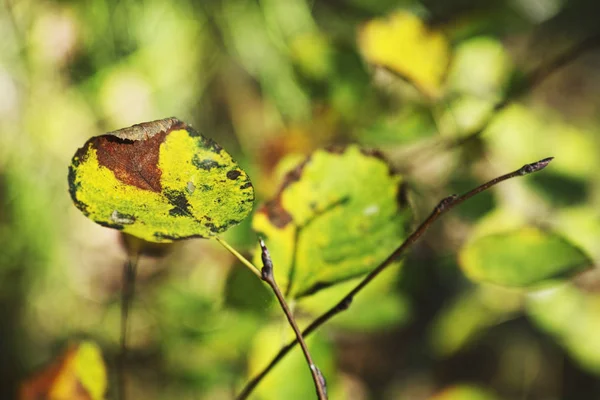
[400, 33, 600, 174]
[215, 236, 261, 278]
[237, 157, 553, 400]
[258, 238, 328, 400]
[118, 244, 140, 400]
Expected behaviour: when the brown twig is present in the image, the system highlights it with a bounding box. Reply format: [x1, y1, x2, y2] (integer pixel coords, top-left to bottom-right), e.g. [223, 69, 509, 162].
[117, 246, 140, 400]
[451, 33, 600, 144]
[237, 157, 554, 399]
[258, 238, 328, 400]
[398, 33, 600, 174]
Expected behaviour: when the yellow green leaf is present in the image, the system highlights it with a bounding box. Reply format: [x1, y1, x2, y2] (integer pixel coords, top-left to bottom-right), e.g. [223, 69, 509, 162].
[247, 323, 335, 399]
[430, 384, 500, 400]
[358, 11, 450, 98]
[253, 146, 412, 298]
[299, 261, 410, 332]
[430, 286, 522, 357]
[459, 227, 592, 287]
[527, 283, 600, 374]
[20, 341, 107, 400]
[68, 117, 254, 243]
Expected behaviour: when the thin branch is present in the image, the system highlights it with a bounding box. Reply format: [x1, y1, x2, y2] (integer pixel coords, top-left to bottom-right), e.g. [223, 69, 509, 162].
[118, 247, 140, 400]
[237, 157, 554, 399]
[447, 33, 600, 148]
[399, 33, 600, 174]
[258, 238, 328, 400]
[215, 236, 261, 279]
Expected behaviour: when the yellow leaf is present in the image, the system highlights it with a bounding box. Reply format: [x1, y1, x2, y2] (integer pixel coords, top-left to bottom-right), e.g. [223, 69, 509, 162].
[20, 341, 107, 400]
[358, 11, 450, 98]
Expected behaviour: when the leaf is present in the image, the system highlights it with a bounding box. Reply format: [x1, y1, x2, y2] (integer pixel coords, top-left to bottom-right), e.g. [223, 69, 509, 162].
[247, 323, 336, 399]
[527, 283, 600, 374]
[298, 261, 411, 332]
[358, 11, 450, 98]
[253, 145, 411, 298]
[446, 36, 511, 99]
[68, 117, 254, 243]
[224, 262, 274, 313]
[459, 227, 592, 287]
[430, 384, 500, 400]
[20, 341, 107, 400]
[430, 285, 522, 357]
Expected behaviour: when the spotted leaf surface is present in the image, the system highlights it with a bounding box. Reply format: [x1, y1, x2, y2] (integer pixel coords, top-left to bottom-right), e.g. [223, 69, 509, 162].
[69, 117, 254, 243]
[253, 146, 412, 298]
[459, 227, 592, 287]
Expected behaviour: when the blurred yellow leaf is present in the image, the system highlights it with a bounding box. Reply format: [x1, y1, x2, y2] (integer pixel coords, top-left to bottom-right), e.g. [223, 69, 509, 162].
[20, 341, 107, 400]
[358, 11, 450, 98]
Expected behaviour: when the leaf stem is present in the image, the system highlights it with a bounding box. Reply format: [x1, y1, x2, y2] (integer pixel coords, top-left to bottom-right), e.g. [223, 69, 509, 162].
[215, 236, 261, 279]
[258, 238, 328, 400]
[236, 157, 553, 399]
[118, 241, 141, 400]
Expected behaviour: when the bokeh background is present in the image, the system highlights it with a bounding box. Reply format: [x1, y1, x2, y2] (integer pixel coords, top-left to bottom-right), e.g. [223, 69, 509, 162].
[2, 0, 600, 399]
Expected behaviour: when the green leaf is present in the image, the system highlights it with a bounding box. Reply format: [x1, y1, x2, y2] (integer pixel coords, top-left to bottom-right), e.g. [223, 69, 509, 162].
[298, 261, 411, 332]
[527, 283, 600, 374]
[459, 227, 592, 287]
[446, 36, 511, 99]
[247, 323, 335, 400]
[224, 262, 274, 313]
[252, 145, 412, 298]
[68, 117, 255, 243]
[431, 384, 500, 400]
[430, 285, 522, 357]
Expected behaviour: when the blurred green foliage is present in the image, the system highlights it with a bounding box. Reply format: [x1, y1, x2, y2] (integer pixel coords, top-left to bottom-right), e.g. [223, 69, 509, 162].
[2, 0, 600, 399]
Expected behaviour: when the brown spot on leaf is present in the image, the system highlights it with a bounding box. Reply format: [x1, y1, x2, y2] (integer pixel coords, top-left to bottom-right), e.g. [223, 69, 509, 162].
[193, 155, 224, 170]
[258, 199, 293, 228]
[81, 118, 187, 193]
[227, 170, 241, 180]
[164, 189, 192, 217]
[94, 132, 166, 192]
[256, 155, 311, 228]
[91, 119, 189, 192]
[257, 156, 311, 229]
